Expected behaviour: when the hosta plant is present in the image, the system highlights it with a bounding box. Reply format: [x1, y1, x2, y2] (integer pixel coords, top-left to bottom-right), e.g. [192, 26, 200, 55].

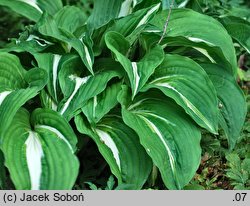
[0, 0, 247, 190]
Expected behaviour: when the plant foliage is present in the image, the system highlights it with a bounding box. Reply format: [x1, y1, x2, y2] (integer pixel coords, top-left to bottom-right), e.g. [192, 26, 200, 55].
[0, 0, 247, 189]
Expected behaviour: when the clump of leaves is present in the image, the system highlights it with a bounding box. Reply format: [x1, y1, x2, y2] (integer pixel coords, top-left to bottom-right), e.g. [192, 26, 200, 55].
[225, 112, 250, 189]
[0, 0, 247, 190]
[176, 0, 250, 80]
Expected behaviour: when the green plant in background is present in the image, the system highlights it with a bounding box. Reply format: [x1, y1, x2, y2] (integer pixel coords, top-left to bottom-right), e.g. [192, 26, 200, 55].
[225, 113, 250, 190]
[226, 153, 249, 189]
[184, 108, 249, 190]
[85, 175, 116, 190]
[0, 0, 247, 190]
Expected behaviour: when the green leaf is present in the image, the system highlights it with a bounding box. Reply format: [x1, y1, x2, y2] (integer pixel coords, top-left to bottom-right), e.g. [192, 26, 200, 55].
[58, 55, 122, 120]
[37, 0, 63, 16]
[150, 9, 237, 76]
[242, 159, 250, 174]
[226, 7, 250, 21]
[54, 6, 87, 34]
[0, 0, 42, 22]
[183, 184, 205, 190]
[201, 63, 247, 150]
[105, 31, 164, 98]
[0, 53, 48, 138]
[142, 54, 219, 134]
[220, 16, 250, 54]
[0, 0, 63, 22]
[226, 153, 245, 183]
[25, 67, 48, 89]
[0, 53, 26, 89]
[82, 82, 122, 124]
[75, 113, 152, 189]
[105, 175, 115, 190]
[118, 89, 201, 189]
[1, 108, 79, 189]
[87, 0, 124, 30]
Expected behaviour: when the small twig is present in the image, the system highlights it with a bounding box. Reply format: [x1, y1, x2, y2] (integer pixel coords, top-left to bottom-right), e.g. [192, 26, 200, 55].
[158, 0, 175, 44]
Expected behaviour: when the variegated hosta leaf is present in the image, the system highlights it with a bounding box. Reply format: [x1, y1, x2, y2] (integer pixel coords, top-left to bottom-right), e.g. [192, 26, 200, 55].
[142, 54, 219, 134]
[118, 0, 141, 18]
[40, 89, 58, 111]
[1, 108, 79, 190]
[34, 53, 62, 103]
[140, 33, 232, 74]
[105, 31, 164, 99]
[54, 7, 92, 68]
[109, 3, 161, 37]
[75, 113, 152, 189]
[91, 3, 161, 53]
[58, 55, 122, 120]
[0, 52, 48, 137]
[1, 30, 54, 54]
[118, 89, 201, 189]
[201, 63, 247, 150]
[150, 9, 237, 76]
[58, 71, 121, 120]
[57, 55, 84, 99]
[0, 0, 63, 22]
[36, 13, 94, 74]
[81, 82, 122, 124]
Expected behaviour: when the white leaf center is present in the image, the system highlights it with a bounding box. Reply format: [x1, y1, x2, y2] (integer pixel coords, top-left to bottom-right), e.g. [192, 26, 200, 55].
[0, 91, 11, 106]
[96, 129, 121, 171]
[25, 131, 44, 190]
[132, 62, 140, 98]
[136, 3, 160, 28]
[60, 75, 90, 115]
[52, 54, 62, 101]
